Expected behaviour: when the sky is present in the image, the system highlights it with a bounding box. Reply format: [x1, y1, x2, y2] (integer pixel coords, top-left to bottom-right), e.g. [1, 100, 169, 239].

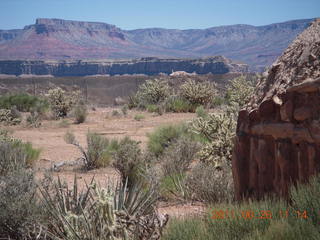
[0, 0, 319, 30]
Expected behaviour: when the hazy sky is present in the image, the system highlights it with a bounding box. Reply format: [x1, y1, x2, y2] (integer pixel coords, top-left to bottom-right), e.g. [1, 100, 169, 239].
[0, 0, 319, 30]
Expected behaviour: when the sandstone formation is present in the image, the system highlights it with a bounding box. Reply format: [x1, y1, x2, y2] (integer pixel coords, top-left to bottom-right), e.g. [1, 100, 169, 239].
[0, 56, 248, 76]
[0, 18, 313, 71]
[232, 19, 320, 200]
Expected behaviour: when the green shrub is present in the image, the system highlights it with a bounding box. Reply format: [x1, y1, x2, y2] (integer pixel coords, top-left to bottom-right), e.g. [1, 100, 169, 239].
[195, 105, 208, 118]
[0, 93, 48, 112]
[179, 79, 216, 106]
[0, 169, 43, 239]
[112, 109, 121, 116]
[161, 137, 200, 199]
[134, 113, 145, 121]
[211, 95, 225, 107]
[185, 162, 234, 203]
[64, 131, 113, 169]
[0, 137, 40, 174]
[73, 103, 87, 124]
[112, 137, 142, 187]
[47, 87, 80, 119]
[162, 217, 209, 240]
[147, 124, 186, 157]
[146, 104, 159, 113]
[165, 96, 193, 113]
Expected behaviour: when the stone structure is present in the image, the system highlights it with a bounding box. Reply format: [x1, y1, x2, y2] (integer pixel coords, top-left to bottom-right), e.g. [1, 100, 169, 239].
[232, 19, 320, 200]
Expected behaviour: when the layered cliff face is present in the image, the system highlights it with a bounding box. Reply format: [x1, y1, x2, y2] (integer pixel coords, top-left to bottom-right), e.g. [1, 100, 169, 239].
[0, 18, 313, 71]
[232, 19, 320, 200]
[0, 56, 248, 76]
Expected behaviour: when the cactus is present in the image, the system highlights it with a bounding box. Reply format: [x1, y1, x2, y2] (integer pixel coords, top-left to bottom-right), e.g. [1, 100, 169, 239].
[191, 111, 236, 168]
[0, 108, 21, 125]
[226, 75, 256, 109]
[179, 79, 216, 106]
[47, 87, 80, 119]
[134, 79, 170, 107]
[40, 176, 165, 240]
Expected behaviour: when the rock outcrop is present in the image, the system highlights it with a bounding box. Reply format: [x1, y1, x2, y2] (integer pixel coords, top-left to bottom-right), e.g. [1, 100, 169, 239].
[232, 19, 320, 200]
[0, 56, 248, 76]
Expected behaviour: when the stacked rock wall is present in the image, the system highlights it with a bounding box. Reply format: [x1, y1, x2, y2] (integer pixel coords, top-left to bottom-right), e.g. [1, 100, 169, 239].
[232, 19, 320, 200]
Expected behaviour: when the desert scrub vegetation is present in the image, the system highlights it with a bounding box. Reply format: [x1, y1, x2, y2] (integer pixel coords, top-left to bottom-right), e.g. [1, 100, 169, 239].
[64, 131, 117, 170]
[195, 105, 208, 118]
[185, 162, 234, 203]
[40, 175, 165, 240]
[134, 79, 170, 108]
[0, 107, 22, 125]
[129, 78, 218, 113]
[47, 87, 81, 119]
[225, 74, 257, 109]
[112, 137, 143, 187]
[73, 102, 87, 124]
[191, 111, 236, 168]
[0, 93, 48, 112]
[179, 79, 217, 106]
[134, 113, 145, 121]
[0, 133, 43, 239]
[147, 123, 203, 157]
[160, 137, 201, 200]
[0, 131, 40, 171]
[163, 175, 320, 240]
[164, 96, 194, 113]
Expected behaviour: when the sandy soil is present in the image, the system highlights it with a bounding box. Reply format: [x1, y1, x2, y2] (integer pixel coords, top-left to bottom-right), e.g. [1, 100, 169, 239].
[8, 107, 205, 217]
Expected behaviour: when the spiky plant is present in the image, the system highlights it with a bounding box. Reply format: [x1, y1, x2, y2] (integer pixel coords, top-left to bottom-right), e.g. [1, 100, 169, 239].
[191, 112, 236, 168]
[47, 87, 80, 119]
[0, 108, 21, 125]
[135, 79, 170, 107]
[226, 75, 256, 109]
[179, 79, 216, 106]
[40, 176, 165, 240]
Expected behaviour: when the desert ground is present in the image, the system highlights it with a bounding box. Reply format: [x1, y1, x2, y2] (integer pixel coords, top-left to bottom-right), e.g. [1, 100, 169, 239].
[9, 107, 205, 217]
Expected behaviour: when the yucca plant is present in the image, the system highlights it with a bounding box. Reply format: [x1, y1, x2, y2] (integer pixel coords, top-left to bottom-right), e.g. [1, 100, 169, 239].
[40, 176, 165, 240]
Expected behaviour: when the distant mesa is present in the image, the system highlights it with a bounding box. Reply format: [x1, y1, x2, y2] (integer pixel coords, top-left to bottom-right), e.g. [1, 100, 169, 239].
[0, 18, 315, 72]
[0, 56, 248, 77]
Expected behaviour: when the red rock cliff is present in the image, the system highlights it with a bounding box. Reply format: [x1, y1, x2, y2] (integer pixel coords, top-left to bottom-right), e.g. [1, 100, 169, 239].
[232, 19, 320, 200]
